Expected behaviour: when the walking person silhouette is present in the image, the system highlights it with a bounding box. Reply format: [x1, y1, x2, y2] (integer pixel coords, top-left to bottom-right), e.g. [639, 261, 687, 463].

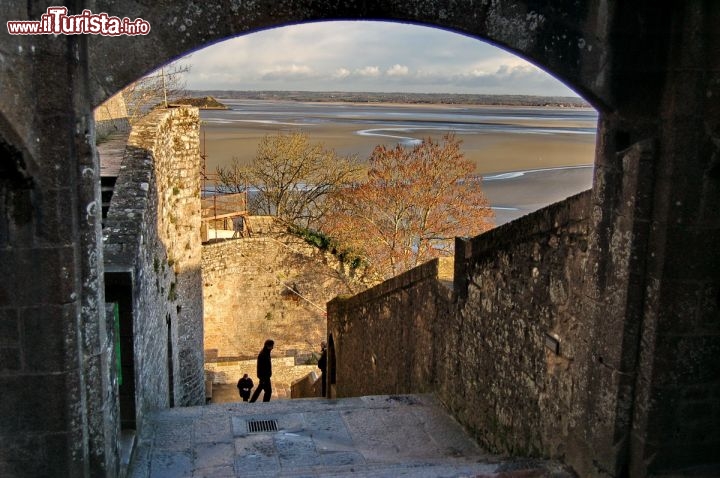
[249, 339, 274, 402]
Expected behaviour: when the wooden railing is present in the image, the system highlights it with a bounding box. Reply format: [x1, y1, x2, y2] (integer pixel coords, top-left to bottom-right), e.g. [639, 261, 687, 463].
[200, 189, 252, 241]
[201, 191, 247, 219]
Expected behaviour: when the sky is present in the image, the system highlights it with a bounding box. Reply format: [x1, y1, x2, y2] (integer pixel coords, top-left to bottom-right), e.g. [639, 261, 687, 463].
[179, 21, 579, 97]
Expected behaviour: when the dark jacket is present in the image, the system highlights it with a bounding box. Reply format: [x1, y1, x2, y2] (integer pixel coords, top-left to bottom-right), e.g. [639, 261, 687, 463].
[318, 350, 327, 373]
[237, 377, 253, 392]
[256, 347, 272, 379]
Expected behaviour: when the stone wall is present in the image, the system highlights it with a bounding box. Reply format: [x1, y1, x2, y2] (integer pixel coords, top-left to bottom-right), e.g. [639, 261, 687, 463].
[94, 91, 128, 122]
[94, 91, 130, 139]
[205, 356, 317, 400]
[328, 259, 452, 397]
[291, 370, 321, 398]
[328, 191, 594, 467]
[139, 107, 204, 407]
[444, 191, 592, 459]
[202, 232, 362, 363]
[103, 105, 204, 427]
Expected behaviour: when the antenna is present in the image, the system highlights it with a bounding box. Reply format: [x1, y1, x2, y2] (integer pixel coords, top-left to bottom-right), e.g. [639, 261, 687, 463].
[161, 67, 168, 107]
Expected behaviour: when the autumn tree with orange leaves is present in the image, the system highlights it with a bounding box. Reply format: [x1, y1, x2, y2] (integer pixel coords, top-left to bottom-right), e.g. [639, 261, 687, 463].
[321, 134, 494, 279]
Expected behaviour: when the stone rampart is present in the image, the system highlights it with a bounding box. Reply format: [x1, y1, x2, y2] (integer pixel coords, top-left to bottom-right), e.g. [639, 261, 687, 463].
[94, 91, 130, 139]
[328, 190, 593, 467]
[103, 106, 204, 426]
[328, 259, 453, 397]
[444, 190, 592, 458]
[202, 233, 362, 363]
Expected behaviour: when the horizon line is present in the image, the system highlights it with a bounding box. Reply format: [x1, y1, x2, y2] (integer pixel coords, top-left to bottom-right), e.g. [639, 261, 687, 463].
[187, 88, 584, 99]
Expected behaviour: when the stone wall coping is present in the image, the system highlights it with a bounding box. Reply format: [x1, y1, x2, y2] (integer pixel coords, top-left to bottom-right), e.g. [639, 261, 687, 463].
[102, 107, 197, 267]
[328, 192, 590, 314]
[202, 235, 276, 249]
[328, 258, 440, 312]
[466, 189, 591, 260]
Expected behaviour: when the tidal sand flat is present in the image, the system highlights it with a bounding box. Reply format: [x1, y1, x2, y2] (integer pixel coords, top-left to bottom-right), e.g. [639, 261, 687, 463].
[200, 100, 598, 225]
[482, 165, 594, 224]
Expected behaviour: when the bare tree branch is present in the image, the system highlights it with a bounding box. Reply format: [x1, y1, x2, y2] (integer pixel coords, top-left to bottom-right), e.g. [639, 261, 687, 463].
[122, 60, 191, 124]
[215, 132, 362, 229]
[321, 134, 495, 279]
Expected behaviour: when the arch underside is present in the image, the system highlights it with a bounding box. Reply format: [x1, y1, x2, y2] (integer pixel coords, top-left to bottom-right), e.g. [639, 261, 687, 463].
[87, 0, 609, 110]
[3, 1, 715, 476]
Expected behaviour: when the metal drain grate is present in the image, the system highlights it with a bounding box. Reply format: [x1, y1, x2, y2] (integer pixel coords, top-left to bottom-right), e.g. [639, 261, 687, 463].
[247, 419, 278, 433]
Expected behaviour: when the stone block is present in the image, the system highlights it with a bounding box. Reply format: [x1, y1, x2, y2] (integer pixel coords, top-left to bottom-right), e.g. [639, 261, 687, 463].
[194, 442, 234, 470]
[0, 250, 18, 305]
[21, 305, 72, 373]
[0, 433, 67, 478]
[663, 227, 720, 281]
[653, 334, 720, 388]
[149, 450, 193, 477]
[0, 374, 67, 433]
[0, 308, 19, 345]
[35, 187, 75, 245]
[0, 347, 20, 371]
[16, 246, 75, 306]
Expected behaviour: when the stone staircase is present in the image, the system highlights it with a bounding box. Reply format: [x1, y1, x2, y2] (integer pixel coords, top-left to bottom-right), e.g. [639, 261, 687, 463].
[206, 357, 321, 403]
[127, 394, 574, 478]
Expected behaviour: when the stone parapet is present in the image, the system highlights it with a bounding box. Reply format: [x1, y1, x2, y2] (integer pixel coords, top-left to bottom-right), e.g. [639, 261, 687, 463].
[328, 257, 451, 398]
[445, 190, 592, 460]
[103, 105, 204, 428]
[328, 190, 594, 466]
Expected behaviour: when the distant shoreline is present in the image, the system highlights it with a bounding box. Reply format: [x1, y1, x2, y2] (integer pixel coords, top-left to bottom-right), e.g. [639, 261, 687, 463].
[188, 90, 591, 109]
[171, 96, 229, 109]
[198, 99, 596, 225]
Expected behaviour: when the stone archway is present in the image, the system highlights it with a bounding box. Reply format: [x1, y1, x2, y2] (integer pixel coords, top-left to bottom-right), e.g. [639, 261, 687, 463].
[85, 2, 609, 110]
[1, 2, 719, 477]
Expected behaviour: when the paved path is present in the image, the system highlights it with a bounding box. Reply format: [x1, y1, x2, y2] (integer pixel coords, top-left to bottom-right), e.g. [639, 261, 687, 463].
[127, 394, 574, 478]
[97, 132, 130, 177]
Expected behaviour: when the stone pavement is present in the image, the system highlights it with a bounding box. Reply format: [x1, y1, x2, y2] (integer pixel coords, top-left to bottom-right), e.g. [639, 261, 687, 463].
[127, 394, 574, 478]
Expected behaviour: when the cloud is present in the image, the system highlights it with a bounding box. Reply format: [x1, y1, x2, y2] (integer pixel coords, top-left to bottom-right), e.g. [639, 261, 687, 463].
[386, 64, 409, 76]
[453, 64, 555, 88]
[356, 66, 380, 77]
[332, 68, 351, 79]
[260, 64, 315, 81]
[180, 21, 579, 97]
